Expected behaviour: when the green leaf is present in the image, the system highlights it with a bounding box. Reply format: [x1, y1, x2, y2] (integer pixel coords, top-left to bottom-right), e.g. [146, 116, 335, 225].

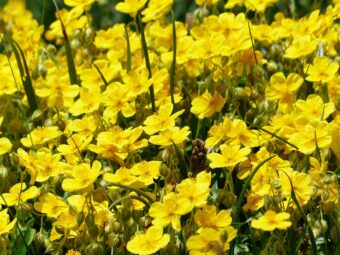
[14, 228, 36, 255]
[6, 36, 38, 114]
[52, 0, 79, 85]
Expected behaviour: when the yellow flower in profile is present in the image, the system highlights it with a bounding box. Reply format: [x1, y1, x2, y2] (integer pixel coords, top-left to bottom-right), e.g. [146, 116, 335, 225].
[251, 210, 292, 231]
[0, 137, 12, 155]
[0, 209, 17, 235]
[191, 91, 226, 119]
[20, 126, 62, 148]
[149, 126, 190, 146]
[141, 0, 173, 22]
[130, 161, 161, 185]
[34, 193, 69, 219]
[149, 192, 191, 231]
[143, 103, 184, 135]
[208, 144, 251, 170]
[62, 160, 102, 192]
[104, 167, 141, 189]
[176, 171, 211, 212]
[127, 225, 170, 255]
[0, 183, 39, 207]
[285, 35, 318, 59]
[186, 226, 237, 254]
[305, 57, 339, 83]
[266, 72, 303, 113]
[115, 0, 148, 18]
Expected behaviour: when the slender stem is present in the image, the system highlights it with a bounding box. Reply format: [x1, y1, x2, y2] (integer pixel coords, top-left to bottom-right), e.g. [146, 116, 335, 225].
[106, 182, 154, 203]
[124, 25, 132, 72]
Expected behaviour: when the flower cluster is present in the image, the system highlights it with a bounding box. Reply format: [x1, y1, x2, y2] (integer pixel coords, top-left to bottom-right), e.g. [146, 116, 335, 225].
[0, 0, 339, 254]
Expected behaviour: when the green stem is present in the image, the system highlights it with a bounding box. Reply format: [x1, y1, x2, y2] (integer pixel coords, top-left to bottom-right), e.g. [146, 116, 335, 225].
[230, 156, 275, 255]
[109, 195, 150, 210]
[280, 170, 318, 255]
[246, 121, 298, 149]
[106, 182, 154, 203]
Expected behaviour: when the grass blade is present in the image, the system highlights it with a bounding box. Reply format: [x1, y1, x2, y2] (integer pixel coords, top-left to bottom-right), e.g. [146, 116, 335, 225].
[170, 10, 176, 108]
[124, 25, 132, 72]
[137, 14, 156, 113]
[52, 0, 79, 85]
[6, 36, 38, 114]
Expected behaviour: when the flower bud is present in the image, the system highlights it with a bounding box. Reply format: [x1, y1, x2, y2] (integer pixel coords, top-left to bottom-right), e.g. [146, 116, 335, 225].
[85, 243, 103, 255]
[77, 212, 85, 226]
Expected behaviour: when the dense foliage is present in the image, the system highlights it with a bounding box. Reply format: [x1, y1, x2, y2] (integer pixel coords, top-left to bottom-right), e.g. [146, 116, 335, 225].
[0, 0, 339, 254]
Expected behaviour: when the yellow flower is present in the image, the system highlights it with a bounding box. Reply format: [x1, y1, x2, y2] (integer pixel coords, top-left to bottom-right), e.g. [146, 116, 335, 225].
[294, 94, 335, 122]
[64, 0, 96, 9]
[288, 121, 332, 154]
[285, 35, 318, 59]
[266, 72, 303, 113]
[176, 171, 211, 212]
[329, 115, 340, 157]
[141, 0, 173, 22]
[62, 160, 102, 192]
[305, 57, 339, 83]
[205, 118, 232, 148]
[194, 205, 232, 230]
[228, 119, 259, 148]
[143, 103, 184, 135]
[0, 209, 17, 235]
[20, 126, 62, 148]
[35, 73, 79, 109]
[126, 225, 170, 255]
[122, 67, 152, 97]
[245, 0, 277, 12]
[103, 167, 141, 189]
[34, 193, 69, 218]
[69, 88, 101, 116]
[18, 148, 69, 184]
[57, 133, 93, 156]
[0, 183, 39, 207]
[281, 172, 314, 206]
[130, 161, 161, 185]
[115, 0, 148, 17]
[65, 250, 81, 255]
[0, 137, 12, 155]
[191, 91, 226, 119]
[251, 210, 292, 231]
[186, 226, 237, 254]
[196, 0, 219, 6]
[102, 82, 136, 124]
[208, 144, 251, 170]
[149, 192, 191, 231]
[149, 126, 190, 146]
